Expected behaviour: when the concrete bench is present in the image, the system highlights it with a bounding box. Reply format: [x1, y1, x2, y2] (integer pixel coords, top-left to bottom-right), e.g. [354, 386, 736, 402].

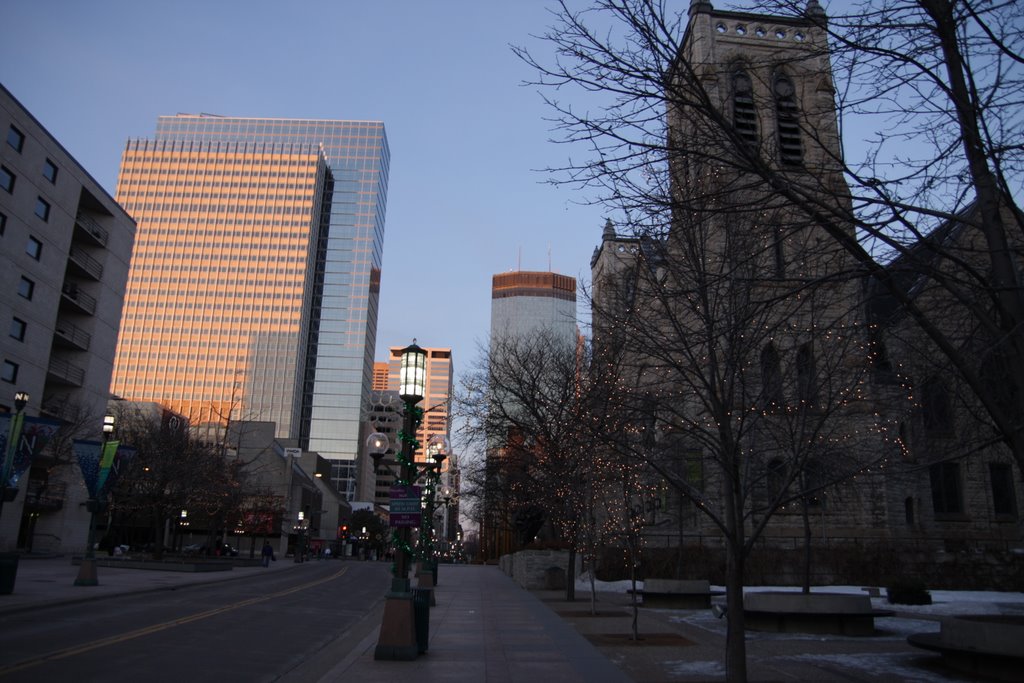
[908, 615, 1024, 682]
[628, 579, 720, 609]
[744, 592, 894, 636]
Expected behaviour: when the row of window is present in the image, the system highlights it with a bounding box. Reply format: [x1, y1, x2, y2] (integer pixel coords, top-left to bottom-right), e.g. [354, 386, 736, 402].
[716, 22, 807, 42]
[7, 124, 59, 181]
[126, 202, 315, 214]
[927, 461, 1016, 518]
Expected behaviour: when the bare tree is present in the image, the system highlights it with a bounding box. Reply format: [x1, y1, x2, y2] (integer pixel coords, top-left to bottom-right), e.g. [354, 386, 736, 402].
[456, 332, 605, 601]
[108, 406, 236, 560]
[516, 0, 1024, 474]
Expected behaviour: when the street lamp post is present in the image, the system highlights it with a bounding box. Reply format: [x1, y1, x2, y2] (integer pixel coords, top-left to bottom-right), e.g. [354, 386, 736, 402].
[371, 341, 427, 660]
[421, 435, 447, 587]
[74, 414, 115, 587]
[293, 511, 307, 563]
[0, 391, 29, 596]
[0, 391, 30, 518]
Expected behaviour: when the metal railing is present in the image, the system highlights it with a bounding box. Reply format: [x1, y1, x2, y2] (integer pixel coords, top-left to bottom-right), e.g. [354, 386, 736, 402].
[47, 356, 86, 386]
[61, 282, 97, 314]
[54, 318, 91, 350]
[68, 245, 104, 280]
[75, 212, 109, 246]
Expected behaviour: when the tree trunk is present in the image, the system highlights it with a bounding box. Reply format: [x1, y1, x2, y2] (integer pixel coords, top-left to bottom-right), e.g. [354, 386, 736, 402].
[724, 539, 748, 683]
[566, 546, 577, 601]
[153, 514, 166, 561]
[801, 498, 812, 594]
[722, 472, 748, 682]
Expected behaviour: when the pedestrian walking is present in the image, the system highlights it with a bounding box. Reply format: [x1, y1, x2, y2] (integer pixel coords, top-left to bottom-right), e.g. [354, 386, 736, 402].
[261, 542, 275, 567]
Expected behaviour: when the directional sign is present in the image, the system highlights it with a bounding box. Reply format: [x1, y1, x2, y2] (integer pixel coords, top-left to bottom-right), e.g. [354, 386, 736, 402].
[389, 485, 422, 527]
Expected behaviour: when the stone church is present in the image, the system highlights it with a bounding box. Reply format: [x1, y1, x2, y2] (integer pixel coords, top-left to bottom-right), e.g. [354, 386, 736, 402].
[589, 0, 1022, 589]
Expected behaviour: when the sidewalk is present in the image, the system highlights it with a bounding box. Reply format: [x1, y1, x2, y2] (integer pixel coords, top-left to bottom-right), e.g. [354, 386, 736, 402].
[313, 564, 630, 682]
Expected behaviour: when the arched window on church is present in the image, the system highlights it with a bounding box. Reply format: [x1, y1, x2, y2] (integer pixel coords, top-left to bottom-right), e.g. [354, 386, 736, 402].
[773, 75, 803, 166]
[767, 457, 788, 502]
[796, 342, 817, 407]
[921, 376, 954, 436]
[733, 71, 758, 147]
[760, 343, 783, 409]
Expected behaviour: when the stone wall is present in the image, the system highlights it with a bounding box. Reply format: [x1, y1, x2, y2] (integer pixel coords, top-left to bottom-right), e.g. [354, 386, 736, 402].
[499, 549, 582, 590]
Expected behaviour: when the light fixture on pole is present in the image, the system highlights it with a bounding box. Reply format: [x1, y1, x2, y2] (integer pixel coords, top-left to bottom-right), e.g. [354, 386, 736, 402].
[374, 341, 427, 660]
[75, 414, 115, 586]
[0, 391, 30, 513]
[421, 434, 448, 587]
[0, 391, 29, 596]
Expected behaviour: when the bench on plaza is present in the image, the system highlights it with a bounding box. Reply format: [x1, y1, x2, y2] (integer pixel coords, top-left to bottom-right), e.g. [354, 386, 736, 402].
[908, 615, 1024, 682]
[743, 591, 894, 636]
[628, 579, 720, 609]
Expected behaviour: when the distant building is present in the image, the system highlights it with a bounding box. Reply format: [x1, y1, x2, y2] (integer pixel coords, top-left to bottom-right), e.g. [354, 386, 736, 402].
[372, 362, 390, 391]
[490, 271, 577, 347]
[483, 271, 577, 561]
[0, 84, 135, 553]
[110, 115, 390, 501]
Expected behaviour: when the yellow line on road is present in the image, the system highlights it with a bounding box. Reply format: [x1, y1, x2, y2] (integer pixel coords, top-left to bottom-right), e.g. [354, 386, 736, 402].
[0, 566, 349, 677]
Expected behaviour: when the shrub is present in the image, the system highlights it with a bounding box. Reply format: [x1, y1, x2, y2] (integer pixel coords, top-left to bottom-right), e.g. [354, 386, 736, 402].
[886, 578, 932, 605]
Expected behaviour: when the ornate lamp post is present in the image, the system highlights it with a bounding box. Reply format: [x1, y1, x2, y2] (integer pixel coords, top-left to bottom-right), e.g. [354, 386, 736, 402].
[421, 435, 448, 587]
[372, 341, 427, 660]
[74, 414, 115, 587]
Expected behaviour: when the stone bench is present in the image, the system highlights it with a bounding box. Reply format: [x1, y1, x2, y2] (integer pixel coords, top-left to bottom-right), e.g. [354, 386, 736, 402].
[908, 615, 1024, 682]
[628, 579, 721, 609]
[744, 591, 893, 636]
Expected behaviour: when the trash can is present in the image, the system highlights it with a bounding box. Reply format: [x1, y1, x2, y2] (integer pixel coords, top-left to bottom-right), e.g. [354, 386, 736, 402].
[0, 553, 19, 595]
[544, 565, 566, 590]
[413, 588, 431, 653]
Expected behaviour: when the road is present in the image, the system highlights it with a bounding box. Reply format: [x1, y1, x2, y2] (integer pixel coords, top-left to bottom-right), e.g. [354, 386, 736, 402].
[0, 560, 392, 683]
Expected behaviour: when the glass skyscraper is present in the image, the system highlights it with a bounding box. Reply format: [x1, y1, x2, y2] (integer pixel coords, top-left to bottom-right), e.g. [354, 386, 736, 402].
[112, 115, 389, 499]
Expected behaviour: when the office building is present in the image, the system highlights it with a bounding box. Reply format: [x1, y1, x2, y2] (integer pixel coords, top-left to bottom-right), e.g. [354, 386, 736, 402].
[372, 361, 390, 391]
[490, 271, 577, 348]
[111, 115, 389, 500]
[483, 271, 577, 560]
[0, 84, 135, 553]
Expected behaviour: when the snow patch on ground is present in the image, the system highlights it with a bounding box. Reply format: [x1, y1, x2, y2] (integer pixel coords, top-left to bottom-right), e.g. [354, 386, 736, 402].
[782, 652, 964, 683]
[663, 659, 726, 677]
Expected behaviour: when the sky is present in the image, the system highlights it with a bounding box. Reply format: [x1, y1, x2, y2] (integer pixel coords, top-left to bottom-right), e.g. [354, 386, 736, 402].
[0, 0, 607, 390]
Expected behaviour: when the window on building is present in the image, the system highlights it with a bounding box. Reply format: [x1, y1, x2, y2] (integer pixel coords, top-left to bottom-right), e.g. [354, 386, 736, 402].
[1, 360, 18, 384]
[922, 377, 954, 436]
[6, 125, 24, 152]
[26, 236, 42, 260]
[767, 457, 788, 502]
[18, 276, 34, 300]
[774, 75, 803, 166]
[796, 343, 817, 406]
[0, 166, 15, 193]
[989, 462, 1017, 518]
[904, 497, 915, 525]
[929, 462, 963, 515]
[43, 159, 58, 184]
[760, 343, 783, 408]
[773, 227, 785, 278]
[732, 71, 758, 147]
[0, 212, 6, 236]
[9, 317, 26, 341]
[34, 197, 50, 221]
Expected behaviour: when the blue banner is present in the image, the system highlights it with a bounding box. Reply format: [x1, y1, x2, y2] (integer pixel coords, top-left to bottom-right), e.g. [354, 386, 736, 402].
[0, 414, 63, 488]
[74, 439, 135, 500]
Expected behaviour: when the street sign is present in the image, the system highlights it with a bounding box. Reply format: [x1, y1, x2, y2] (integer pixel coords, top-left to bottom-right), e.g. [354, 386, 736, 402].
[389, 485, 422, 527]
